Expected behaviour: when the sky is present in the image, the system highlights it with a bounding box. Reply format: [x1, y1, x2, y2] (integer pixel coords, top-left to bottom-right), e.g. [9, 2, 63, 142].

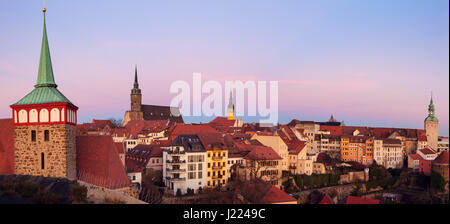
[0, 0, 448, 135]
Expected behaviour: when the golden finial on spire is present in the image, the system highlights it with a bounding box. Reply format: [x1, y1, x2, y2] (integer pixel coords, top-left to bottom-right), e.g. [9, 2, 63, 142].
[43, 0, 46, 13]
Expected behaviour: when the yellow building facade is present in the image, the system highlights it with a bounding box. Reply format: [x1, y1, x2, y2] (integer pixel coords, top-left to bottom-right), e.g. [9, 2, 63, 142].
[206, 146, 228, 187]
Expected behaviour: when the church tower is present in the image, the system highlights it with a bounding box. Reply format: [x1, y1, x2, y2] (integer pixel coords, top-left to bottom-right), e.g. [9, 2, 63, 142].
[131, 66, 143, 112]
[123, 66, 144, 126]
[227, 91, 235, 120]
[10, 7, 78, 180]
[425, 93, 439, 150]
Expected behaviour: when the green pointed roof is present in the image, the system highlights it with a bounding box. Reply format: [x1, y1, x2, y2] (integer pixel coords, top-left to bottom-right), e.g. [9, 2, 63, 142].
[425, 93, 438, 122]
[12, 11, 73, 106]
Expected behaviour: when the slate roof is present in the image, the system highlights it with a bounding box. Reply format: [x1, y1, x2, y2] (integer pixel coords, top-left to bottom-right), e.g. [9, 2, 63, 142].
[170, 135, 206, 152]
[141, 105, 184, 123]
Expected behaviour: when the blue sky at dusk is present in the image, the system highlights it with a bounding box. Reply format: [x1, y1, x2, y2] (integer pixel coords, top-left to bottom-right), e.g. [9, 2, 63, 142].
[0, 0, 448, 135]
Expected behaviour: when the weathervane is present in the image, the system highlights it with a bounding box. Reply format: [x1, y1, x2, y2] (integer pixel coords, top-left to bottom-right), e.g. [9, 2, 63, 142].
[43, 0, 46, 13]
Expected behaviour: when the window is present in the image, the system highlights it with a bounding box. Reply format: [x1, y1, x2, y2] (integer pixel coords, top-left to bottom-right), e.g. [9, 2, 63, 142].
[198, 172, 202, 179]
[41, 152, 45, 170]
[198, 163, 203, 170]
[31, 130, 36, 142]
[44, 130, 50, 141]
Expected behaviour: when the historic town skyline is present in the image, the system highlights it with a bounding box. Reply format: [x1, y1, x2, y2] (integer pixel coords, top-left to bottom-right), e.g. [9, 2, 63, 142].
[0, 0, 448, 136]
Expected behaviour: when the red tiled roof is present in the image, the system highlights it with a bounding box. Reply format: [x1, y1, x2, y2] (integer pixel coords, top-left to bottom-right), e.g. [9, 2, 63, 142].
[419, 147, 436, 155]
[434, 151, 449, 165]
[409, 154, 424, 160]
[0, 119, 14, 174]
[151, 139, 172, 147]
[125, 120, 172, 138]
[244, 146, 282, 160]
[76, 136, 130, 189]
[287, 140, 307, 155]
[168, 124, 219, 140]
[130, 144, 163, 158]
[208, 117, 236, 133]
[125, 159, 142, 173]
[417, 130, 427, 141]
[261, 186, 297, 204]
[114, 142, 125, 154]
[319, 195, 333, 204]
[198, 133, 225, 150]
[346, 196, 380, 204]
[320, 126, 343, 136]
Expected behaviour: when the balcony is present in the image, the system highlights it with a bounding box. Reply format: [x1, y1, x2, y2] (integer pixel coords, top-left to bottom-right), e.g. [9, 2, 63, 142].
[166, 168, 186, 173]
[166, 177, 186, 182]
[289, 166, 297, 170]
[211, 175, 223, 180]
[167, 150, 185, 155]
[212, 156, 224, 161]
[212, 165, 224, 171]
[166, 160, 186, 164]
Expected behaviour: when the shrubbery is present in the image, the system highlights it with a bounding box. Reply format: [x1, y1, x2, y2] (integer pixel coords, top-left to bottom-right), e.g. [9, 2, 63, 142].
[293, 174, 340, 189]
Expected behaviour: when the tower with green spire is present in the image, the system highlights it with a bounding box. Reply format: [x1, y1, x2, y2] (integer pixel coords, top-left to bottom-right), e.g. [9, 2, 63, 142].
[424, 93, 439, 151]
[10, 7, 77, 180]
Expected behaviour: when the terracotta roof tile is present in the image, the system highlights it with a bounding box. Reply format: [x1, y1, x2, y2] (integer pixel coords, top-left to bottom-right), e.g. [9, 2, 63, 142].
[76, 136, 130, 189]
[261, 186, 297, 204]
[346, 196, 380, 204]
[0, 119, 14, 174]
[319, 195, 333, 204]
[434, 151, 449, 165]
[244, 146, 282, 160]
[419, 147, 437, 155]
[409, 154, 425, 160]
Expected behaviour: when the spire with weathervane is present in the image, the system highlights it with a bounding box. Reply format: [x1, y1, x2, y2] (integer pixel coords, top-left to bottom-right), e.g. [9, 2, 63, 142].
[131, 65, 141, 95]
[425, 92, 438, 122]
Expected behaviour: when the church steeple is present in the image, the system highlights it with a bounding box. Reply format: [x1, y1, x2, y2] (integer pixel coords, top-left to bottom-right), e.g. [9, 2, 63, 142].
[131, 65, 141, 95]
[35, 8, 57, 88]
[227, 91, 235, 120]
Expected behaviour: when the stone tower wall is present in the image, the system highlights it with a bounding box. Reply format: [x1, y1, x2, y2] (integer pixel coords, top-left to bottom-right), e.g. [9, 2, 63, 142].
[14, 124, 77, 180]
[425, 121, 439, 150]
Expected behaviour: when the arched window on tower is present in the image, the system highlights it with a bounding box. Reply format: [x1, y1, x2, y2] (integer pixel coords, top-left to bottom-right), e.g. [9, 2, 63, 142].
[51, 108, 60, 122]
[40, 109, 49, 123]
[29, 109, 38, 123]
[19, 110, 28, 123]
